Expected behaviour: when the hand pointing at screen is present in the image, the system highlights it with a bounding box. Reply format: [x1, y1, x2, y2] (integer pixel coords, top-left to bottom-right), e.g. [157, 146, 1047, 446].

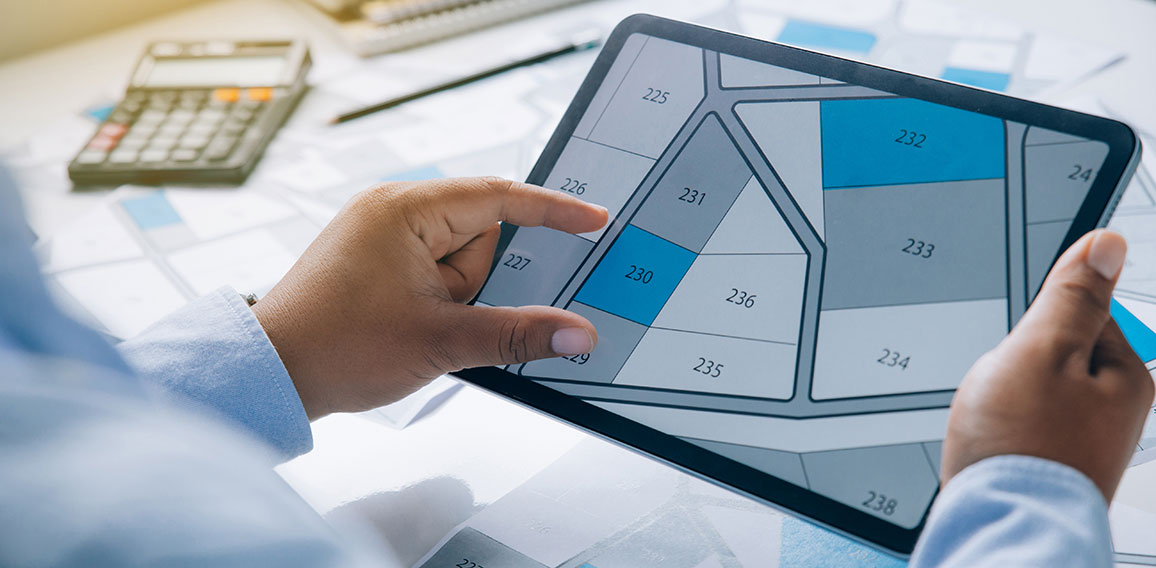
[252, 177, 608, 420]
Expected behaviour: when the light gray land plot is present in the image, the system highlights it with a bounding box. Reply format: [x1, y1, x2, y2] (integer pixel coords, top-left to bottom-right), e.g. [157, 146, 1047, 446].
[582, 35, 706, 159]
[573, 33, 647, 140]
[541, 136, 656, 235]
[1025, 125, 1090, 146]
[733, 101, 825, 239]
[922, 441, 943, 476]
[718, 53, 820, 88]
[478, 226, 593, 308]
[631, 114, 753, 253]
[683, 437, 809, 488]
[801, 443, 939, 529]
[1025, 139, 1109, 223]
[1026, 219, 1071, 299]
[821, 179, 1008, 310]
[519, 302, 646, 384]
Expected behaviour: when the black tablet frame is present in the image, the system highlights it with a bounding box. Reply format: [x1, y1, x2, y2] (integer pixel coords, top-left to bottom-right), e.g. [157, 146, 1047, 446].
[454, 13, 1141, 556]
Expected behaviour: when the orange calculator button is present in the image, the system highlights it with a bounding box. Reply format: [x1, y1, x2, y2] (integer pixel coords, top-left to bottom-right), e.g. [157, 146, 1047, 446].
[212, 88, 241, 102]
[245, 87, 273, 102]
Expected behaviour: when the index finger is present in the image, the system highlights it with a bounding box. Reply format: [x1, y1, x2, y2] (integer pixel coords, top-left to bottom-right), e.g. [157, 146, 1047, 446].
[415, 177, 609, 236]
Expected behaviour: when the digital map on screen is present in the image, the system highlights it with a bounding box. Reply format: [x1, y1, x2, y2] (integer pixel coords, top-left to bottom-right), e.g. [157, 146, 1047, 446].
[477, 33, 1112, 528]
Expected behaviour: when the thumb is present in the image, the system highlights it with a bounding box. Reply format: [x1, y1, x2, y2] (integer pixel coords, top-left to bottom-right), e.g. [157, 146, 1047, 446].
[1015, 229, 1127, 359]
[434, 303, 597, 370]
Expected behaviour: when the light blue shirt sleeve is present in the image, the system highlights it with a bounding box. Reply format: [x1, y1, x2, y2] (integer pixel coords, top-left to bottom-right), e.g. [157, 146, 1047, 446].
[118, 287, 313, 461]
[910, 454, 1113, 567]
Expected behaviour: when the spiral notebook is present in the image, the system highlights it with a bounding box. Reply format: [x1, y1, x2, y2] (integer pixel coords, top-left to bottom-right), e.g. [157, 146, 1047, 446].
[307, 0, 594, 56]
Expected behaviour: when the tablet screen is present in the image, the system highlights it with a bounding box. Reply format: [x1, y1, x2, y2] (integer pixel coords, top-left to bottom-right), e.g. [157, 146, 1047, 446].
[476, 32, 1112, 531]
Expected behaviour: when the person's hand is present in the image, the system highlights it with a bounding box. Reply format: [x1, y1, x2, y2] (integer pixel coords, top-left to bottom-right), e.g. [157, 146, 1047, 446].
[252, 177, 609, 420]
[941, 229, 1152, 501]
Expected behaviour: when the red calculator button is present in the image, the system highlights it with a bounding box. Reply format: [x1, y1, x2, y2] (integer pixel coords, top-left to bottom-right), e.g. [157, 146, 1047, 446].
[98, 123, 127, 139]
[87, 135, 117, 151]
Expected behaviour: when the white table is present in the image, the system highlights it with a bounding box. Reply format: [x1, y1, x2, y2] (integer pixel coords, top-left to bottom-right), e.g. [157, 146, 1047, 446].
[2, 0, 1154, 564]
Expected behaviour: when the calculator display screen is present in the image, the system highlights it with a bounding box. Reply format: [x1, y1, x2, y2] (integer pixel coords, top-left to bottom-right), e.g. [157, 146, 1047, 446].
[143, 56, 286, 87]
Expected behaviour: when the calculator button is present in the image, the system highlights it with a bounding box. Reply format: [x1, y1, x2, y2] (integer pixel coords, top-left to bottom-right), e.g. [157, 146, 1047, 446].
[98, 123, 128, 138]
[158, 123, 186, 137]
[197, 109, 227, 123]
[203, 137, 238, 161]
[124, 92, 147, 104]
[110, 110, 134, 123]
[171, 149, 200, 162]
[187, 122, 216, 136]
[168, 109, 196, 122]
[108, 150, 138, 163]
[228, 108, 254, 123]
[118, 137, 148, 150]
[138, 109, 167, 124]
[125, 125, 157, 140]
[75, 151, 107, 165]
[139, 149, 169, 163]
[148, 136, 179, 150]
[244, 87, 273, 102]
[178, 135, 211, 149]
[86, 135, 117, 151]
[212, 88, 241, 103]
[220, 121, 247, 136]
[180, 90, 207, 103]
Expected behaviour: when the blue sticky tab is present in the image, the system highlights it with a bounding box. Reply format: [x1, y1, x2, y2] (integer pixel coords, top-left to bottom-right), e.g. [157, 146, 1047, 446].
[941, 67, 1012, 92]
[382, 165, 444, 182]
[120, 192, 182, 230]
[780, 518, 906, 567]
[777, 20, 877, 54]
[820, 97, 1005, 189]
[83, 103, 116, 122]
[1111, 299, 1156, 363]
[574, 225, 696, 326]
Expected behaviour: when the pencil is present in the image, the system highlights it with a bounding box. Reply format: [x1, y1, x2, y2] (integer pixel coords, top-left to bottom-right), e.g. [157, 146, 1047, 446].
[329, 34, 602, 125]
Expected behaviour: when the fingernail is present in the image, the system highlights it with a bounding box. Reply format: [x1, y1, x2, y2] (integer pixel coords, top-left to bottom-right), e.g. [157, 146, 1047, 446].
[1087, 231, 1127, 280]
[552, 327, 593, 355]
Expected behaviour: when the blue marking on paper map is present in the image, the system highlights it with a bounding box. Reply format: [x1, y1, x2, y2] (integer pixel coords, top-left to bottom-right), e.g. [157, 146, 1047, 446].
[382, 164, 445, 182]
[1111, 299, 1156, 362]
[780, 517, 906, 568]
[120, 192, 182, 230]
[941, 67, 1012, 92]
[821, 98, 1005, 189]
[777, 20, 877, 54]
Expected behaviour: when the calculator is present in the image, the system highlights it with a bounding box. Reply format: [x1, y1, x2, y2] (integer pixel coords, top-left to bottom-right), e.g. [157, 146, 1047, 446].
[68, 40, 311, 186]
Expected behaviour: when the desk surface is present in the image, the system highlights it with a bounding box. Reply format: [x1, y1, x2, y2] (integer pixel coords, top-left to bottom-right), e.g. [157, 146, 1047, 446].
[3, 0, 1155, 565]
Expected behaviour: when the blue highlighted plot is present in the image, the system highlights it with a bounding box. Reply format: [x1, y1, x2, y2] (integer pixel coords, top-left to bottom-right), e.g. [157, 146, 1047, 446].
[1111, 299, 1156, 363]
[120, 192, 182, 230]
[941, 67, 1012, 92]
[574, 225, 696, 326]
[777, 20, 877, 54]
[820, 98, 1005, 189]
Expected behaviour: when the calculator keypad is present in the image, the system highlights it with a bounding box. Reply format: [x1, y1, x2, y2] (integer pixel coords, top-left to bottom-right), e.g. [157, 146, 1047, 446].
[78, 87, 276, 167]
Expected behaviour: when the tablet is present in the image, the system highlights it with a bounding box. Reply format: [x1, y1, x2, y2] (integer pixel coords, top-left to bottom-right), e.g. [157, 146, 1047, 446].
[459, 14, 1141, 555]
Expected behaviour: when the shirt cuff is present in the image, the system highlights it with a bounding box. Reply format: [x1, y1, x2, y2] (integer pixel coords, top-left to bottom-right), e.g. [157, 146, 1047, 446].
[911, 454, 1111, 567]
[118, 287, 312, 461]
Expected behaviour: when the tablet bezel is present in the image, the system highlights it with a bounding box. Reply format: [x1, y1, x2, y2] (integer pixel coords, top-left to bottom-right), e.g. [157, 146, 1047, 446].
[454, 13, 1141, 556]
